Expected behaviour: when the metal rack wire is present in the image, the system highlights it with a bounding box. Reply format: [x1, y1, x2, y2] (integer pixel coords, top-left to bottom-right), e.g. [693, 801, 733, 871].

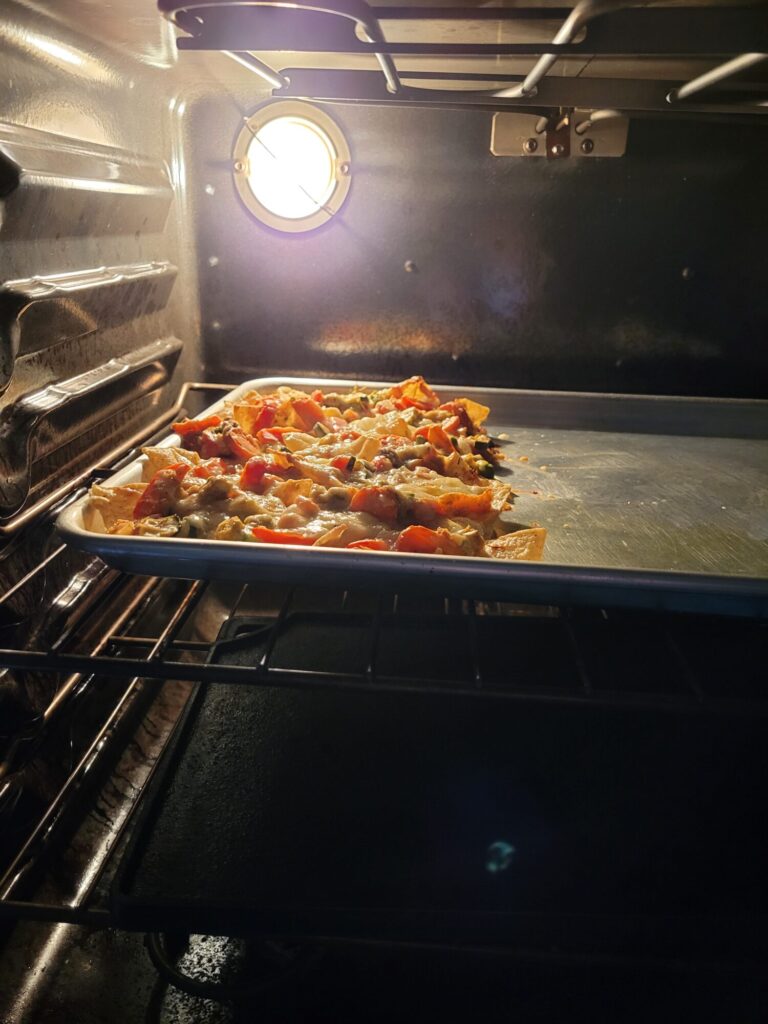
[159, 0, 768, 119]
[2, 583, 766, 713]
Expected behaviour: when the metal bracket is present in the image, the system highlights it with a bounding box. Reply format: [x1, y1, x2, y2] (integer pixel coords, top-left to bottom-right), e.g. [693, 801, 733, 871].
[0, 337, 182, 519]
[491, 110, 629, 158]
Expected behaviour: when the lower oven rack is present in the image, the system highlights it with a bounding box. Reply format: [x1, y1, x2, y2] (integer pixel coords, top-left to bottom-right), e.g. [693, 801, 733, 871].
[1, 579, 766, 942]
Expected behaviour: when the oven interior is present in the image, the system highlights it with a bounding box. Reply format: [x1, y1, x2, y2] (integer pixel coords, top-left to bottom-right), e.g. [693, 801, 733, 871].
[1, 0, 767, 1019]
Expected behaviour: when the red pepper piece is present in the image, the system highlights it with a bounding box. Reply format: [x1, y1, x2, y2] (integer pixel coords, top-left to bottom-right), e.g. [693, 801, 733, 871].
[251, 526, 315, 546]
[226, 427, 261, 460]
[347, 538, 389, 551]
[349, 486, 400, 525]
[394, 525, 461, 555]
[133, 463, 189, 519]
[172, 414, 221, 436]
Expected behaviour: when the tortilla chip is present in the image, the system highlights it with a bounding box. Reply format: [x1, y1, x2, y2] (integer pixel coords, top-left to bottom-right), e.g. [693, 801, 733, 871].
[314, 524, 353, 547]
[272, 478, 313, 504]
[486, 527, 547, 561]
[280, 431, 315, 452]
[455, 397, 490, 427]
[141, 446, 200, 479]
[108, 519, 136, 536]
[85, 483, 145, 531]
[232, 402, 265, 435]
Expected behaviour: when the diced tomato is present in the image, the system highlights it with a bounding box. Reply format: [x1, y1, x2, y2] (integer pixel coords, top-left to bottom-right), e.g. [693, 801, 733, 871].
[240, 457, 268, 491]
[327, 416, 348, 432]
[172, 414, 221, 436]
[292, 397, 327, 430]
[371, 455, 394, 472]
[311, 389, 325, 403]
[257, 426, 296, 446]
[339, 430, 361, 441]
[377, 434, 410, 449]
[347, 538, 389, 551]
[191, 457, 228, 479]
[251, 526, 315, 546]
[248, 403, 277, 432]
[439, 402, 474, 432]
[226, 427, 261, 460]
[234, 398, 279, 435]
[330, 455, 356, 473]
[241, 453, 295, 489]
[436, 489, 493, 519]
[192, 430, 229, 459]
[374, 400, 394, 414]
[133, 463, 189, 519]
[441, 415, 462, 435]
[349, 486, 400, 525]
[394, 525, 461, 555]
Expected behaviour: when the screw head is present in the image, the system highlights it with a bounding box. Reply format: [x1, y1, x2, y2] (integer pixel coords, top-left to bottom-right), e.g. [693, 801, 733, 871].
[233, 160, 245, 173]
[580, 138, 595, 154]
[522, 137, 538, 154]
[550, 143, 565, 157]
[339, 161, 351, 175]
[404, 260, 417, 273]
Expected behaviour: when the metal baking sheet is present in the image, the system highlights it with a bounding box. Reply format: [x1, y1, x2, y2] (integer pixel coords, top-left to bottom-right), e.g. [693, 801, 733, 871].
[56, 378, 768, 616]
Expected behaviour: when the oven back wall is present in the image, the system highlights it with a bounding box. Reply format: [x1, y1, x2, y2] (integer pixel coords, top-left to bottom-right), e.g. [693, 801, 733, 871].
[194, 100, 767, 398]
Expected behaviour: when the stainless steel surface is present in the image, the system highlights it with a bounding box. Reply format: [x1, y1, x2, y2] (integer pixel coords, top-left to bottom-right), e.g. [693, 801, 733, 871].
[0, 337, 182, 518]
[484, 108, 629, 158]
[0, 260, 177, 374]
[0, 381, 229, 537]
[57, 377, 768, 615]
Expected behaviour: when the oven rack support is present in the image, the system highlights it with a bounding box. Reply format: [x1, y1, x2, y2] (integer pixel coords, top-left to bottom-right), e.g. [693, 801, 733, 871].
[159, 0, 768, 119]
[0, 381, 232, 537]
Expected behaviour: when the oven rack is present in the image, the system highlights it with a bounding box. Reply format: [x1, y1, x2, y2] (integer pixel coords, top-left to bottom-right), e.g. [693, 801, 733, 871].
[159, 0, 768, 119]
[1, 380, 766, 718]
[1, 380, 766, 937]
[2, 581, 768, 714]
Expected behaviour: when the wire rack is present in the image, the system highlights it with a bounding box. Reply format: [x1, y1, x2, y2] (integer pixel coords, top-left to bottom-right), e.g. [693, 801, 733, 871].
[1, 381, 766, 715]
[158, 0, 768, 119]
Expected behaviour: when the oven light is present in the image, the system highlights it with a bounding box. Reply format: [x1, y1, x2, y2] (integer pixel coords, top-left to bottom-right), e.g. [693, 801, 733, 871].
[233, 102, 352, 233]
[247, 116, 335, 221]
